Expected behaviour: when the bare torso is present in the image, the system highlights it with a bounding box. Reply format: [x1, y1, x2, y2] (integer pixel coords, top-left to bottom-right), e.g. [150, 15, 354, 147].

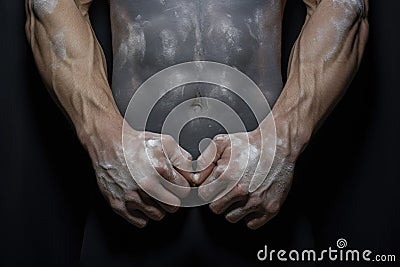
[109, 0, 285, 156]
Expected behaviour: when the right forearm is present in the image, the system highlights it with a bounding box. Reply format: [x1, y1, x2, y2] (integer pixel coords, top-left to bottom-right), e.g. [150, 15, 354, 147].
[25, 0, 121, 145]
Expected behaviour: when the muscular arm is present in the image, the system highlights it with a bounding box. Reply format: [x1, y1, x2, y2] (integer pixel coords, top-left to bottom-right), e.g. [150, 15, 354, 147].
[26, 0, 191, 227]
[271, 0, 369, 160]
[199, 0, 369, 229]
[26, 0, 120, 144]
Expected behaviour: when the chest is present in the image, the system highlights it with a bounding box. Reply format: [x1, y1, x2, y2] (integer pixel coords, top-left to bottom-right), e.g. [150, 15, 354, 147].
[111, 0, 282, 66]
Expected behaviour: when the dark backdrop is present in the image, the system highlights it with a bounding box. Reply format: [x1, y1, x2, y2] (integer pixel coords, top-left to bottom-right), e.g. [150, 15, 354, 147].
[1, 0, 399, 266]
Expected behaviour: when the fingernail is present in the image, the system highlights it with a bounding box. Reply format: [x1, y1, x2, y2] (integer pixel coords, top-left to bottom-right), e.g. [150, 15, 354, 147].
[193, 173, 200, 183]
[214, 135, 225, 141]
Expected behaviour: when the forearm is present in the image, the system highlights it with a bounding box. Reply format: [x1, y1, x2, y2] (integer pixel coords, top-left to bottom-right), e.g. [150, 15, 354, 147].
[25, 0, 122, 147]
[269, 0, 369, 161]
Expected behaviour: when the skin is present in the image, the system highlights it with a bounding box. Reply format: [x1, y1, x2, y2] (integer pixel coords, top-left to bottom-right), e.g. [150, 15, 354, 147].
[196, 0, 370, 229]
[25, 0, 193, 228]
[26, 0, 369, 229]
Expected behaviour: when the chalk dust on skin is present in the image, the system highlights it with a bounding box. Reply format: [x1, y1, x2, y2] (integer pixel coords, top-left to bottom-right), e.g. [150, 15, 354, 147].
[145, 139, 169, 171]
[117, 16, 146, 67]
[49, 32, 66, 70]
[192, 12, 203, 61]
[166, 1, 195, 42]
[316, 0, 365, 61]
[51, 32, 66, 60]
[32, 0, 58, 17]
[95, 143, 138, 199]
[209, 86, 236, 104]
[206, 7, 242, 62]
[245, 17, 259, 42]
[160, 29, 178, 63]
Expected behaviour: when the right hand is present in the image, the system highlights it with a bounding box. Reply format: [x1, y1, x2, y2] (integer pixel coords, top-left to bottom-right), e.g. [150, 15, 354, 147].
[83, 116, 192, 228]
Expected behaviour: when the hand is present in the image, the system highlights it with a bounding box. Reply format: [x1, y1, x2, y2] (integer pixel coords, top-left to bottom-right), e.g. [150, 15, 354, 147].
[83, 116, 192, 228]
[196, 116, 295, 229]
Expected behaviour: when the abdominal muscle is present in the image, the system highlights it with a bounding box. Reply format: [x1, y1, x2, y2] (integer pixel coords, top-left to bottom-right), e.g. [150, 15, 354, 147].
[109, 0, 284, 157]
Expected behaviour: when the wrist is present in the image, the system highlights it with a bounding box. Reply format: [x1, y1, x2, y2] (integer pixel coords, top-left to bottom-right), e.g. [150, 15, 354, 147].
[258, 112, 312, 162]
[75, 111, 125, 153]
[272, 111, 313, 162]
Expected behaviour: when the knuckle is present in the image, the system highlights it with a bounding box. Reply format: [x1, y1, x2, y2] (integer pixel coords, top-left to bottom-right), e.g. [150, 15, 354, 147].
[162, 135, 174, 145]
[246, 198, 261, 211]
[151, 211, 165, 221]
[165, 205, 179, 214]
[155, 213, 165, 221]
[214, 165, 226, 177]
[266, 201, 281, 214]
[109, 199, 124, 213]
[170, 206, 179, 213]
[225, 213, 238, 223]
[209, 203, 220, 214]
[234, 183, 249, 196]
[135, 220, 148, 229]
[214, 134, 227, 141]
[154, 165, 169, 177]
[144, 206, 165, 221]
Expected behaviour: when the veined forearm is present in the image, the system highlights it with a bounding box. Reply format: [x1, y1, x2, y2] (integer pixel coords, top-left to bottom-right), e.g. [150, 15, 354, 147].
[25, 0, 121, 143]
[270, 0, 369, 161]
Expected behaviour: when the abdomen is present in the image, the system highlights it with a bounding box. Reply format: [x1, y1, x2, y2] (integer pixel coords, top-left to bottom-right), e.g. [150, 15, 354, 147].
[110, 0, 284, 156]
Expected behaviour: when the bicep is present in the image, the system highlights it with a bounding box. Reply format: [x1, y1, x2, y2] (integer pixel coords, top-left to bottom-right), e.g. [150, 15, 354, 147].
[298, 0, 368, 63]
[303, 0, 367, 17]
[26, 0, 105, 89]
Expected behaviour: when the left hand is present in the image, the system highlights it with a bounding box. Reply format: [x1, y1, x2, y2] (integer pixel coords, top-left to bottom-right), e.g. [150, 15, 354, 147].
[196, 118, 295, 229]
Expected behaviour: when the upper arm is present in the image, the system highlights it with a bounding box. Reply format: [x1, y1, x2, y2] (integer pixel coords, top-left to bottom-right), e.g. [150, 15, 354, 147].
[288, 0, 369, 67]
[28, 0, 94, 18]
[25, 0, 106, 87]
[303, 0, 368, 18]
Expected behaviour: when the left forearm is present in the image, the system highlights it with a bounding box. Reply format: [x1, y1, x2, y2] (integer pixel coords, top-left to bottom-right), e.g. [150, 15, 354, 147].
[268, 0, 369, 161]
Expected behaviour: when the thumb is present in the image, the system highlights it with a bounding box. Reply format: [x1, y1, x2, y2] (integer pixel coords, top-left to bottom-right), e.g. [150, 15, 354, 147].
[162, 136, 193, 172]
[196, 134, 229, 172]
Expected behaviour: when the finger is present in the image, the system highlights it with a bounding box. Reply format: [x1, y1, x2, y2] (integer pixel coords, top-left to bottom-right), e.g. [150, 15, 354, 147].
[225, 195, 263, 223]
[225, 198, 260, 223]
[209, 185, 248, 214]
[245, 212, 275, 230]
[127, 191, 166, 221]
[190, 163, 215, 186]
[126, 209, 150, 228]
[244, 180, 289, 229]
[249, 170, 269, 193]
[141, 177, 181, 206]
[196, 134, 229, 172]
[225, 207, 253, 224]
[110, 199, 149, 228]
[156, 201, 180, 214]
[176, 168, 197, 186]
[198, 150, 241, 202]
[162, 136, 193, 172]
[155, 164, 190, 198]
[198, 165, 229, 201]
[196, 135, 232, 188]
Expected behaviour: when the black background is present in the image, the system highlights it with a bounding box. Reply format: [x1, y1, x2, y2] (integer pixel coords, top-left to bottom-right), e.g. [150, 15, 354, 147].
[1, 0, 399, 266]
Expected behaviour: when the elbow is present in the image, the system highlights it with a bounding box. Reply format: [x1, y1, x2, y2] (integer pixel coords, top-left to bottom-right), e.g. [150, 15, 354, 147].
[30, 0, 58, 19]
[330, 0, 368, 19]
[304, 0, 368, 19]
